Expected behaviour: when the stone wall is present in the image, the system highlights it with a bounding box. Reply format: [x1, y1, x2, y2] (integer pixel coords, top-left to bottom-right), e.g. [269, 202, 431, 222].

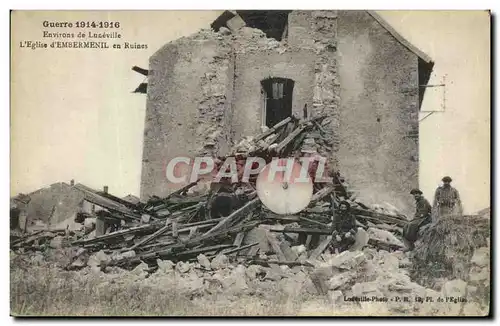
[25, 183, 84, 225]
[337, 10, 419, 214]
[141, 11, 420, 213]
[285, 10, 341, 172]
[141, 30, 233, 199]
[231, 26, 316, 140]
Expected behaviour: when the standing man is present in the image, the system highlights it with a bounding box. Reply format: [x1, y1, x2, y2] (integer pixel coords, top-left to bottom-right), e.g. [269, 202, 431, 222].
[433, 176, 463, 218]
[403, 189, 432, 251]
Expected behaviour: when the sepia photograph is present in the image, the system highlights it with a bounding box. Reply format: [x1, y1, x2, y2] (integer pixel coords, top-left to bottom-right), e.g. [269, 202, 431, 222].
[9, 9, 491, 317]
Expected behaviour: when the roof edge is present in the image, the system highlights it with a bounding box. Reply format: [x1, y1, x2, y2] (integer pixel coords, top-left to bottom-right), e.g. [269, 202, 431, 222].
[367, 11, 433, 64]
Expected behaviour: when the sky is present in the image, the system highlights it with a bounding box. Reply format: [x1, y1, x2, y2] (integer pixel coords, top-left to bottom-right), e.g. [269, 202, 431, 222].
[10, 10, 490, 214]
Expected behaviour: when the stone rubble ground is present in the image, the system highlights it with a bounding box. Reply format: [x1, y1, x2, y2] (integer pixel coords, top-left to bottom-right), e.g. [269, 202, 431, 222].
[12, 237, 490, 316]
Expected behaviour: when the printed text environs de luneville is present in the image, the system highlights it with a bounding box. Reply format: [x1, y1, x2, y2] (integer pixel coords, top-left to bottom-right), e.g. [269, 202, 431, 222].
[43, 31, 122, 39]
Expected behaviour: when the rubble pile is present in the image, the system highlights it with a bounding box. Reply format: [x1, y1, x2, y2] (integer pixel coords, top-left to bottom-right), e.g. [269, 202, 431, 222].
[11, 114, 409, 273]
[10, 114, 490, 316]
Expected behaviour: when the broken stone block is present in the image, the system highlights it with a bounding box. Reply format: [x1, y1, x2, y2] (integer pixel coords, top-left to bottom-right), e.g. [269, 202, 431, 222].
[221, 267, 249, 295]
[264, 265, 283, 281]
[442, 279, 467, 298]
[291, 245, 307, 257]
[86, 230, 96, 240]
[298, 252, 308, 263]
[176, 261, 191, 274]
[132, 262, 148, 276]
[111, 250, 136, 261]
[326, 250, 366, 270]
[367, 227, 404, 247]
[279, 265, 291, 275]
[350, 227, 369, 251]
[352, 281, 380, 297]
[471, 247, 489, 267]
[278, 278, 302, 297]
[211, 253, 229, 270]
[382, 254, 400, 271]
[30, 252, 45, 265]
[49, 236, 64, 249]
[71, 255, 88, 269]
[141, 214, 151, 224]
[219, 26, 231, 35]
[87, 250, 109, 267]
[226, 14, 246, 32]
[184, 275, 205, 295]
[245, 264, 263, 281]
[328, 272, 355, 290]
[157, 259, 175, 272]
[233, 264, 246, 277]
[197, 254, 211, 270]
[238, 26, 266, 39]
[328, 290, 343, 303]
[469, 267, 489, 282]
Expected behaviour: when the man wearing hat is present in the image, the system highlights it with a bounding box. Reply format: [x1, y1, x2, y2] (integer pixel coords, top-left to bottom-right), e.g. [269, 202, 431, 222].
[330, 200, 358, 252]
[403, 189, 432, 251]
[433, 176, 463, 218]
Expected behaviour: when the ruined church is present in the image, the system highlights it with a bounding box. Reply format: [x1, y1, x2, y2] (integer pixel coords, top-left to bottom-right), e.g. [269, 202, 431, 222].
[139, 10, 434, 214]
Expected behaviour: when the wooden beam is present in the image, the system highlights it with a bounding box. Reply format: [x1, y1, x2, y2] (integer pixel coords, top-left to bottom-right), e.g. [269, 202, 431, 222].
[299, 216, 330, 228]
[265, 231, 287, 261]
[309, 186, 335, 206]
[268, 226, 332, 235]
[202, 197, 260, 238]
[279, 241, 298, 261]
[254, 117, 292, 142]
[128, 221, 171, 251]
[132, 66, 149, 76]
[275, 125, 307, 154]
[248, 259, 314, 268]
[309, 235, 333, 260]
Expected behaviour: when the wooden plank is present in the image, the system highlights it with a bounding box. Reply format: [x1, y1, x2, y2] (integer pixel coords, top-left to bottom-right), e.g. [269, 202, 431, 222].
[368, 238, 405, 251]
[202, 197, 260, 238]
[233, 232, 245, 247]
[299, 216, 330, 228]
[275, 125, 307, 154]
[268, 226, 332, 235]
[352, 207, 407, 223]
[254, 117, 292, 142]
[95, 217, 107, 237]
[265, 231, 287, 261]
[128, 221, 171, 251]
[172, 221, 178, 238]
[217, 242, 259, 257]
[305, 235, 312, 250]
[309, 235, 333, 260]
[248, 259, 314, 268]
[247, 245, 260, 257]
[354, 213, 407, 227]
[279, 241, 298, 261]
[309, 186, 335, 206]
[310, 271, 329, 295]
[188, 226, 198, 239]
[81, 218, 218, 248]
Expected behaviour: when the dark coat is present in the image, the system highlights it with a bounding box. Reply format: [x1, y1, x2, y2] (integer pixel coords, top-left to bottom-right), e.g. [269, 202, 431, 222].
[334, 211, 356, 233]
[404, 197, 432, 243]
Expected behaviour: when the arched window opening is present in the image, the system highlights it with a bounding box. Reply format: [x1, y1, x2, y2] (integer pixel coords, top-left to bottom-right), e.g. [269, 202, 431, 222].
[261, 77, 295, 128]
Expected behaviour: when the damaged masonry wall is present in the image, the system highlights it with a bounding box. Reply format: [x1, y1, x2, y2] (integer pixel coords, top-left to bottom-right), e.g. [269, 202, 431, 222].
[141, 10, 420, 214]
